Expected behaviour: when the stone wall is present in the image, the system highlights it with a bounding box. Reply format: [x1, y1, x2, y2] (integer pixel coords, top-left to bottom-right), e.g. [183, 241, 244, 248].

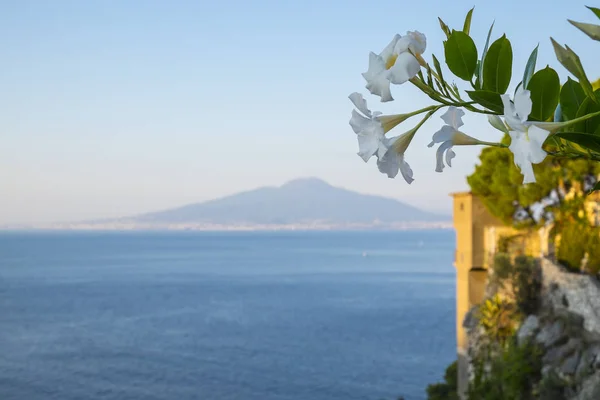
[463, 258, 600, 399]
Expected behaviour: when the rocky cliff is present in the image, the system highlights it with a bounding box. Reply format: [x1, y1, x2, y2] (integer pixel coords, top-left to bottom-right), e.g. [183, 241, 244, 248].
[463, 258, 600, 399]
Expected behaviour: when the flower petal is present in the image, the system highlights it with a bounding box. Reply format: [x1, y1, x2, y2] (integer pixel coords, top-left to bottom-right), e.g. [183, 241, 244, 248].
[348, 92, 372, 118]
[520, 161, 537, 184]
[508, 130, 537, 183]
[376, 149, 414, 184]
[445, 148, 456, 168]
[376, 136, 391, 160]
[441, 107, 465, 130]
[362, 52, 384, 83]
[394, 31, 427, 56]
[377, 149, 399, 178]
[357, 133, 381, 162]
[349, 110, 371, 134]
[406, 31, 427, 54]
[514, 87, 533, 123]
[434, 140, 453, 172]
[501, 93, 514, 116]
[428, 125, 455, 147]
[393, 35, 412, 54]
[380, 34, 401, 63]
[388, 52, 420, 85]
[362, 53, 394, 102]
[527, 125, 550, 164]
[398, 156, 415, 184]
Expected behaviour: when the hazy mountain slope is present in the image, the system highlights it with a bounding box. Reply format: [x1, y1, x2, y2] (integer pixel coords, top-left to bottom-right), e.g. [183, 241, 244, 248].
[128, 178, 445, 224]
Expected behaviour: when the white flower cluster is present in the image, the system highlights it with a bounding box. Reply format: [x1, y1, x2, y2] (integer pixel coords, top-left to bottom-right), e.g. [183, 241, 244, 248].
[349, 32, 551, 184]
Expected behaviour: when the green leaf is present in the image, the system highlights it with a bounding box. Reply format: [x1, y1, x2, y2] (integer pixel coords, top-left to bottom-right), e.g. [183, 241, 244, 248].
[463, 7, 474, 35]
[575, 92, 600, 133]
[554, 132, 600, 153]
[522, 45, 538, 89]
[527, 66, 560, 121]
[444, 30, 478, 81]
[432, 54, 449, 96]
[482, 35, 513, 94]
[568, 19, 600, 40]
[589, 181, 600, 194]
[478, 22, 495, 87]
[466, 90, 504, 113]
[588, 6, 600, 19]
[438, 17, 451, 39]
[550, 38, 596, 100]
[427, 66, 434, 88]
[560, 78, 586, 120]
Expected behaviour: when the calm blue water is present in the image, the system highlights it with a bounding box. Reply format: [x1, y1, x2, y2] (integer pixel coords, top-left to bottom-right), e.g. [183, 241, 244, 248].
[0, 230, 456, 400]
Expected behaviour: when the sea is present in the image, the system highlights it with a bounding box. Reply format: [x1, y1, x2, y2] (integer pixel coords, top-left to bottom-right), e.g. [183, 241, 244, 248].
[0, 230, 456, 400]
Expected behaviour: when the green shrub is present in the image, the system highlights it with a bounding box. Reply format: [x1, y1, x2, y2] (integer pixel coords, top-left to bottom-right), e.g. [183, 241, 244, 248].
[512, 256, 542, 315]
[467, 338, 542, 400]
[490, 254, 541, 315]
[497, 236, 512, 253]
[492, 252, 513, 283]
[426, 361, 459, 400]
[586, 227, 600, 276]
[557, 222, 588, 272]
[536, 371, 570, 400]
[497, 234, 527, 256]
[478, 295, 519, 346]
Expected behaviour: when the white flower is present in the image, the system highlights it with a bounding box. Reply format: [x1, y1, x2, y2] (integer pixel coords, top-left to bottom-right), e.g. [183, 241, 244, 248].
[348, 93, 387, 162]
[377, 132, 416, 184]
[362, 31, 426, 102]
[428, 107, 482, 172]
[348, 92, 411, 162]
[500, 87, 551, 184]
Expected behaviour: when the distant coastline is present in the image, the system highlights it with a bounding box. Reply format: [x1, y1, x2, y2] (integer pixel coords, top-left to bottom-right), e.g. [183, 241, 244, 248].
[1, 221, 453, 232]
[2, 178, 454, 232]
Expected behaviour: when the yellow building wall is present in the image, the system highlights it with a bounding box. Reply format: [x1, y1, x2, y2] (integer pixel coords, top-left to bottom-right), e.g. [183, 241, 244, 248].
[451, 193, 504, 354]
[452, 191, 600, 398]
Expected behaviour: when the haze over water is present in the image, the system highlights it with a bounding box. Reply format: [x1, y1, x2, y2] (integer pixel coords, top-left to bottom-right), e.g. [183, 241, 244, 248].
[0, 230, 456, 400]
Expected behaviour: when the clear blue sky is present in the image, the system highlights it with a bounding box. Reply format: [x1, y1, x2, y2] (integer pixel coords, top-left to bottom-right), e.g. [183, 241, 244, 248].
[1, 0, 599, 224]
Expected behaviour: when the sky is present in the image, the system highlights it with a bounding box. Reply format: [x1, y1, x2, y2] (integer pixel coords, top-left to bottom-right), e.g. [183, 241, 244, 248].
[2, 0, 600, 225]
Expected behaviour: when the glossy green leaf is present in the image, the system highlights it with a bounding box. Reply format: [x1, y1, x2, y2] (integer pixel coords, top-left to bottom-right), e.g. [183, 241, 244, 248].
[568, 19, 600, 40]
[444, 30, 478, 81]
[466, 90, 504, 113]
[438, 17, 451, 38]
[522, 45, 538, 89]
[526, 67, 560, 121]
[482, 35, 512, 93]
[463, 7, 474, 35]
[575, 91, 600, 133]
[588, 6, 600, 19]
[551, 38, 596, 100]
[554, 132, 600, 153]
[560, 78, 586, 120]
[478, 22, 495, 87]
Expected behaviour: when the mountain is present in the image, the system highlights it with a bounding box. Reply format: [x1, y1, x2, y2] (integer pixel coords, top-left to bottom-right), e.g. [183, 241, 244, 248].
[114, 178, 447, 228]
